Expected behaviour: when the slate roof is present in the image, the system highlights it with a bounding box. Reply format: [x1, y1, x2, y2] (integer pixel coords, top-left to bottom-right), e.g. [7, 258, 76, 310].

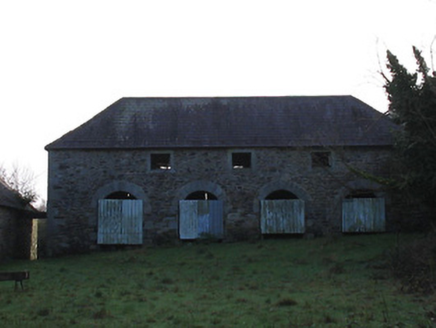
[46, 96, 397, 150]
[0, 180, 45, 217]
[0, 180, 26, 210]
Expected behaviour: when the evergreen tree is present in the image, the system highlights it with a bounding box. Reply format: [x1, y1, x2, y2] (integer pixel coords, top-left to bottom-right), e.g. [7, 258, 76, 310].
[384, 47, 436, 213]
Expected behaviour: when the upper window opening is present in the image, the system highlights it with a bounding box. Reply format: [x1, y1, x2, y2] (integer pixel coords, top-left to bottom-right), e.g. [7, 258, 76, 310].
[232, 152, 251, 169]
[186, 191, 218, 200]
[265, 190, 298, 200]
[106, 191, 136, 200]
[151, 153, 171, 170]
[311, 151, 331, 168]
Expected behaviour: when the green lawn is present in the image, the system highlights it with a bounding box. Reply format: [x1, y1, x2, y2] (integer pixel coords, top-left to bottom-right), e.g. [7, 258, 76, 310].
[0, 234, 435, 327]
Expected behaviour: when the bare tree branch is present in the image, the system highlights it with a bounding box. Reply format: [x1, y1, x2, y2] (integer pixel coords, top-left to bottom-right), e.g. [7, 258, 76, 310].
[0, 163, 39, 204]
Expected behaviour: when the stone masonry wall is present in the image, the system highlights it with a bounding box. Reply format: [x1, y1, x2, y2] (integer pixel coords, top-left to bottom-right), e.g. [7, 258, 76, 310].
[47, 147, 393, 255]
[0, 207, 33, 260]
[0, 207, 18, 260]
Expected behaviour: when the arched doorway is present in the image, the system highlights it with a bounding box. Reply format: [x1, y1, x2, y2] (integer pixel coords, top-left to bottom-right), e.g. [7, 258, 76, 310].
[178, 186, 223, 240]
[105, 191, 137, 200]
[345, 189, 376, 199]
[265, 189, 298, 200]
[185, 191, 218, 200]
[97, 188, 143, 245]
[342, 189, 385, 233]
[260, 189, 305, 234]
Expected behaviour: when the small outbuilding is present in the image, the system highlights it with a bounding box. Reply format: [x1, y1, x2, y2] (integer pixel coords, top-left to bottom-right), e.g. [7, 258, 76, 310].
[45, 96, 398, 255]
[0, 180, 43, 260]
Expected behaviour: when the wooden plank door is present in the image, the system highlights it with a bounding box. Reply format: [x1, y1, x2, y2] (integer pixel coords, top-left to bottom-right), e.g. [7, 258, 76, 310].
[179, 200, 223, 239]
[98, 199, 143, 244]
[179, 201, 198, 239]
[342, 198, 385, 232]
[199, 200, 223, 238]
[260, 200, 305, 234]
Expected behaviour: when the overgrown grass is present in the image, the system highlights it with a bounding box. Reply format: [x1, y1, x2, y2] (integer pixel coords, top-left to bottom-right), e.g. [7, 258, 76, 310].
[1, 234, 435, 327]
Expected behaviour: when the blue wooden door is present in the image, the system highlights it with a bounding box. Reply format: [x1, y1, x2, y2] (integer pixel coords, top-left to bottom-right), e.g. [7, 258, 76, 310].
[98, 200, 143, 244]
[260, 200, 305, 234]
[342, 198, 385, 232]
[179, 200, 223, 239]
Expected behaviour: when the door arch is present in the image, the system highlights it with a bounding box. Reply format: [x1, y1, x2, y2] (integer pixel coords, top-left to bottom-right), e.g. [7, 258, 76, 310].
[92, 181, 149, 245]
[342, 189, 385, 233]
[185, 191, 218, 200]
[265, 189, 298, 200]
[259, 183, 307, 234]
[105, 191, 137, 200]
[177, 181, 224, 240]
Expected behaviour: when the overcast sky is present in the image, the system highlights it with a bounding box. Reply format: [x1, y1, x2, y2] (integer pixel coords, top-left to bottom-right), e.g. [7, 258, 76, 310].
[1, 0, 435, 202]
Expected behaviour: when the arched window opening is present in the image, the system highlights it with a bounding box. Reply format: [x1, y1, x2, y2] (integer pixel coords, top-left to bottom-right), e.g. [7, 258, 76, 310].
[186, 191, 218, 200]
[345, 190, 376, 199]
[265, 189, 298, 200]
[105, 191, 137, 200]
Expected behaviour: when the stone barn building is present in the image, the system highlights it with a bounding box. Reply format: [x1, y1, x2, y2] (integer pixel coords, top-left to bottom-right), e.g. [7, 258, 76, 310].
[45, 96, 397, 255]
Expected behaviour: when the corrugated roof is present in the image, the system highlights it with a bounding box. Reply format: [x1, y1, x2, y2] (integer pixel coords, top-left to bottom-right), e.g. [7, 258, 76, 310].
[45, 96, 397, 150]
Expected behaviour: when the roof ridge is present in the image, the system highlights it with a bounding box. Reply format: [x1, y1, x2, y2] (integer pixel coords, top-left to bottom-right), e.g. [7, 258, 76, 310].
[119, 95, 354, 100]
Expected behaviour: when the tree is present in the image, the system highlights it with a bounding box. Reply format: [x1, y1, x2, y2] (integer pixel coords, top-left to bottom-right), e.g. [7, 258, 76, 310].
[0, 163, 39, 204]
[383, 47, 436, 212]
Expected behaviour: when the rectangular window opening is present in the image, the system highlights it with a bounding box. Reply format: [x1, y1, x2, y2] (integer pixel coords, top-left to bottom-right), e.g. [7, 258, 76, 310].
[151, 153, 172, 170]
[232, 152, 251, 169]
[311, 151, 331, 168]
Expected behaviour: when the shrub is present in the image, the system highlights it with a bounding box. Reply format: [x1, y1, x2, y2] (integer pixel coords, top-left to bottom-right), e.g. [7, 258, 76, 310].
[388, 234, 436, 293]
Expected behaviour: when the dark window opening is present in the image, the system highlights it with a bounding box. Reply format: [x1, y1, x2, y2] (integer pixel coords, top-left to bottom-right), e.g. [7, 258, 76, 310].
[106, 191, 137, 200]
[265, 190, 298, 200]
[186, 191, 218, 200]
[232, 152, 251, 169]
[151, 153, 171, 170]
[346, 190, 376, 199]
[311, 151, 331, 168]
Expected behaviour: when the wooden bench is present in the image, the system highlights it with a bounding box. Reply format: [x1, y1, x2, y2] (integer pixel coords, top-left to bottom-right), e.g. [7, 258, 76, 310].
[0, 271, 30, 290]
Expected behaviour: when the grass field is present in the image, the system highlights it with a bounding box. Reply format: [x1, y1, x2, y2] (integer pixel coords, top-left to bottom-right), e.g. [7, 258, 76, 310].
[0, 234, 435, 327]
